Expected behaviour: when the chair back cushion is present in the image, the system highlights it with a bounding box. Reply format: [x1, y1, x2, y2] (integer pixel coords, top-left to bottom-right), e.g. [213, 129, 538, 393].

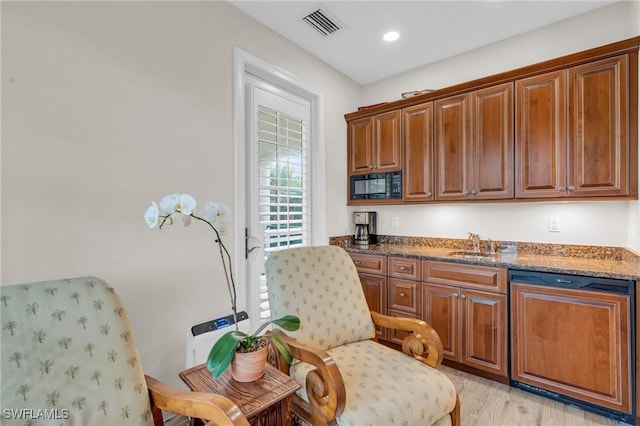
[1, 277, 153, 425]
[265, 246, 375, 350]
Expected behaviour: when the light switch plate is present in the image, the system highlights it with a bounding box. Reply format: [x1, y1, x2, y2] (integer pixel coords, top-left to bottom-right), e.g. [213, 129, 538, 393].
[548, 217, 560, 232]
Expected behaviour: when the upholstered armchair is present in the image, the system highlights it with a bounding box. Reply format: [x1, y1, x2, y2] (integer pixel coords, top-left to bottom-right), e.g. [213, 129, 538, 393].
[0, 276, 248, 426]
[265, 246, 460, 426]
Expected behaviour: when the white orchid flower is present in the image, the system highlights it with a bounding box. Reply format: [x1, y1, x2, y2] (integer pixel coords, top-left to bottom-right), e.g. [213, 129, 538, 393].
[203, 202, 230, 222]
[144, 201, 159, 228]
[160, 193, 196, 215]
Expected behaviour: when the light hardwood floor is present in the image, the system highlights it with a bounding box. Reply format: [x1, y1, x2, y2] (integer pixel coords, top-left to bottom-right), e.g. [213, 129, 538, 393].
[439, 365, 628, 426]
[169, 365, 630, 425]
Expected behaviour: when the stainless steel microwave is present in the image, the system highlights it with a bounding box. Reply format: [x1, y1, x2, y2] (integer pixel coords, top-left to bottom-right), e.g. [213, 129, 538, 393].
[350, 171, 402, 200]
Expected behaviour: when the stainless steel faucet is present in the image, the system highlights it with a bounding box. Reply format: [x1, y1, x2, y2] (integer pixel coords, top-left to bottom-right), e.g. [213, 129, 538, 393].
[468, 232, 481, 253]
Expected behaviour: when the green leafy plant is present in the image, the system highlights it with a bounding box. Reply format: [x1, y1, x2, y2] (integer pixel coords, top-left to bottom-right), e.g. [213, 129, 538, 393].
[207, 315, 300, 379]
[145, 193, 300, 379]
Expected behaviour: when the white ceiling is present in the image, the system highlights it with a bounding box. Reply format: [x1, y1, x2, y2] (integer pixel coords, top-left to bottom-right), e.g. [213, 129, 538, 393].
[229, 0, 616, 85]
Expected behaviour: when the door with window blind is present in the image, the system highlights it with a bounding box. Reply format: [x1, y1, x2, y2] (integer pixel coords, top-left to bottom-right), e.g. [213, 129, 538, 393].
[246, 80, 311, 324]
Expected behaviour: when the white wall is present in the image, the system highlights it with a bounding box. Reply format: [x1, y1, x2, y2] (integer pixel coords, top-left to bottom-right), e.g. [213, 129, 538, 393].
[0, 1, 359, 387]
[351, 1, 640, 249]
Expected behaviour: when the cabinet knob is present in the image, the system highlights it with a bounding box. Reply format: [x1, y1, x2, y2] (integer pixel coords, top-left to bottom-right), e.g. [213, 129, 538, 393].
[399, 266, 406, 271]
[452, 294, 459, 299]
[369, 165, 375, 169]
[426, 192, 433, 197]
[399, 292, 406, 298]
[568, 185, 575, 191]
[463, 190, 470, 195]
[460, 294, 467, 300]
[558, 186, 565, 191]
[470, 189, 477, 195]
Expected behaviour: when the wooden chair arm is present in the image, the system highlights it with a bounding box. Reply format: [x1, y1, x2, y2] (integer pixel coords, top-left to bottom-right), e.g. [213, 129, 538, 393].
[370, 312, 444, 367]
[272, 330, 346, 425]
[145, 375, 249, 426]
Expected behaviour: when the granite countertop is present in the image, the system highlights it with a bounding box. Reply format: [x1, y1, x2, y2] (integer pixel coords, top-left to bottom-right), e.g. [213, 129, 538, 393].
[332, 237, 640, 281]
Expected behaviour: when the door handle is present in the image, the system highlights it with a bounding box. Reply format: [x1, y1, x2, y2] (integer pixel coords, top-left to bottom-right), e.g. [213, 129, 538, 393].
[245, 228, 261, 259]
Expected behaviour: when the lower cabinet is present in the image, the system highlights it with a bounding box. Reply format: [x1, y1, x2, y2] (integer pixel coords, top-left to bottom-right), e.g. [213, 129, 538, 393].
[349, 254, 508, 379]
[422, 261, 508, 379]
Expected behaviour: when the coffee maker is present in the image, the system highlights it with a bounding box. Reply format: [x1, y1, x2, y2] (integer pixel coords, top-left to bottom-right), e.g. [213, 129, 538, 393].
[353, 212, 377, 245]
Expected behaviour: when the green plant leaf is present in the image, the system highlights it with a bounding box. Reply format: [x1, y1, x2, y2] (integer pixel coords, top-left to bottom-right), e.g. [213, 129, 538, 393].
[206, 330, 247, 379]
[271, 315, 300, 332]
[269, 332, 294, 365]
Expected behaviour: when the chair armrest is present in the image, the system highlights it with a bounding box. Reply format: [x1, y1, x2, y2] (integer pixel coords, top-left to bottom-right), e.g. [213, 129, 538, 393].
[272, 330, 346, 425]
[370, 311, 444, 367]
[145, 375, 249, 426]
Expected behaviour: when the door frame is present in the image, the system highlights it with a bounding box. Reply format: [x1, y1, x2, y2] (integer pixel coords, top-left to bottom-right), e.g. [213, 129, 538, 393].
[232, 47, 326, 324]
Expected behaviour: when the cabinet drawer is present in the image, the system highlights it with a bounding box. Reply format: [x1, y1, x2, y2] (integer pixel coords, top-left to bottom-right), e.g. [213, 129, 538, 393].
[389, 278, 420, 314]
[423, 261, 507, 293]
[388, 257, 420, 279]
[350, 253, 386, 275]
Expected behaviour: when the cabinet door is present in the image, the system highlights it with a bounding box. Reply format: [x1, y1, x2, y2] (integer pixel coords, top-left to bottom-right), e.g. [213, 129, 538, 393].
[373, 110, 402, 172]
[511, 283, 631, 413]
[359, 273, 387, 340]
[348, 116, 373, 174]
[515, 70, 567, 198]
[435, 94, 471, 200]
[461, 289, 507, 376]
[403, 102, 434, 201]
[421, 283, 459, 361]
[569, 55, 629, 197]
[471, 83, 514, 200]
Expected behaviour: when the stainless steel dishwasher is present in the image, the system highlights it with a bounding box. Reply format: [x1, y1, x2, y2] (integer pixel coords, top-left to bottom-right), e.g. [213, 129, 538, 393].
[509, 270, 635, 423]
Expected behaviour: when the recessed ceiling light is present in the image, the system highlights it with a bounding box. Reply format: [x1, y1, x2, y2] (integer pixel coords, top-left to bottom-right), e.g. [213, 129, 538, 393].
[383, 31, 399, 42]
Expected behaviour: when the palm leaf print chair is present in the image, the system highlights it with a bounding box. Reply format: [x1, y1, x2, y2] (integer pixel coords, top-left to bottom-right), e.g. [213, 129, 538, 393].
[265, 246, 460, 426]
[1, 276, 248, 426]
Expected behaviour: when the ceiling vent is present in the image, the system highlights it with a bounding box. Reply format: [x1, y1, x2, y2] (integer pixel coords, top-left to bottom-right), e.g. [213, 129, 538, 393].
[303, 7, 344, 37]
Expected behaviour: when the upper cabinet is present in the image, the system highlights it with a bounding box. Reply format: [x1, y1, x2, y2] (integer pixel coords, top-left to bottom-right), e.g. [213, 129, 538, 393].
[344, 37, 639, 205]
[403, 102, 434, 201]
[435, 83, 514, 201]
[347, 110, 401, 175]
[516, 55, 633, 198]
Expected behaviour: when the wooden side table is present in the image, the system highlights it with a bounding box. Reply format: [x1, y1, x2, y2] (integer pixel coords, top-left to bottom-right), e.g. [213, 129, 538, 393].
[179, 363, 301, 426]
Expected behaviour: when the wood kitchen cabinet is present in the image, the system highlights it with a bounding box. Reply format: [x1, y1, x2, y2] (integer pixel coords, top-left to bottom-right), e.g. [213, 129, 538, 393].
[347, 110, 401, 175]
[387, 257, 421, 345]
[516, 54, 633, 198]
[349, 253, 387, 339]
[402, 102, 434, 201]
[422, 261, 508, 379]
[511, 282, 632, 415]
[434, 83, 513, 201]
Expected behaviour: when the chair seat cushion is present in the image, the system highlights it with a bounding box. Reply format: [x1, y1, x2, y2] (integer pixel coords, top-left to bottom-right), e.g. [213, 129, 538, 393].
[290, 340, 457, 426]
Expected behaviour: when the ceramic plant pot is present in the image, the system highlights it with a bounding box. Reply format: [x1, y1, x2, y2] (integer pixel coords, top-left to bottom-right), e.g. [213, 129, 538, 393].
[230, 339, 269, 382]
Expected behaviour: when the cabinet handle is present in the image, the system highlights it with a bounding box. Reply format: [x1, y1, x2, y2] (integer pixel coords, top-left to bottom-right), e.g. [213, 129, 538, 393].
[460, 294, 467, 300]
[463, 190, 470, 195]
[558, 186, 565, 191]
[426, 192, 432, 197]
[568, 185, 575, 191]
[399, 292, 406, 298]
[354, 261, 364, 265]
[369, 165, 375, 170]
[470, 189, 477, 195]
[452, 294, 459, 299]
[399, 266, 406, 271]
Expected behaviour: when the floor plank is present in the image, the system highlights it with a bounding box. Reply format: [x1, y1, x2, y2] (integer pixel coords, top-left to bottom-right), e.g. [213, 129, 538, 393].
[439, 365, 628, 426]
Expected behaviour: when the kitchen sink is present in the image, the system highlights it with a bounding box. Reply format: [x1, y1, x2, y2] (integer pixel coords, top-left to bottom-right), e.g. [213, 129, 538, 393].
[447, 251, 497, 259]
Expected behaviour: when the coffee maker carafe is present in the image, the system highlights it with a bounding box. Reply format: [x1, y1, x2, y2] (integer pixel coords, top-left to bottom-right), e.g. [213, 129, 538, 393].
[353, 212, 377, 245]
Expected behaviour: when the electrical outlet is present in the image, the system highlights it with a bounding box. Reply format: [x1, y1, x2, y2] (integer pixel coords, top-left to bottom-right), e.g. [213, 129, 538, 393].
[548, 217, 560, 233]
[391, 216, 400, 228]
[218, 221, 227, 236]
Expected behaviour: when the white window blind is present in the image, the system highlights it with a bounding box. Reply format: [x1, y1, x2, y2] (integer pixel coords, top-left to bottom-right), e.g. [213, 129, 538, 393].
[257, 104, 309, 320]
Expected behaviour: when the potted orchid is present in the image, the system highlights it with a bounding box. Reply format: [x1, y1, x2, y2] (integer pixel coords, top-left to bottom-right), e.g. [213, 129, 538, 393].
[144, 194, 299, 381]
